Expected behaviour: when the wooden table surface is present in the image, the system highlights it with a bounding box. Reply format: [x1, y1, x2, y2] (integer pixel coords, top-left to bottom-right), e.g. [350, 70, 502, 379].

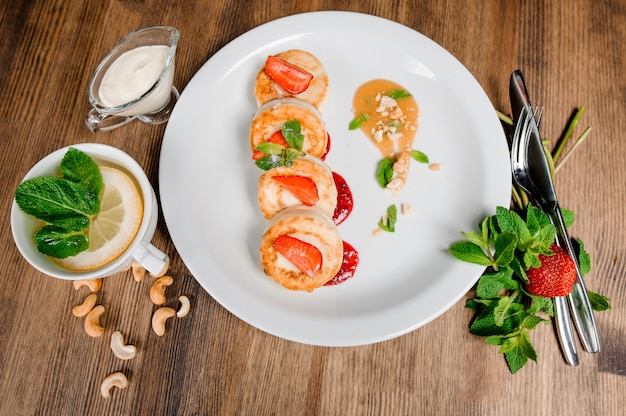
[2, 1, 625, 414]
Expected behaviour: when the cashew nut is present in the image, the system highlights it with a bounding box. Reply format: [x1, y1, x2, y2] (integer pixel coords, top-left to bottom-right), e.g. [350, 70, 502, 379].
[110, 331, 137, 360]
[151, 307, 176, 336]
[100, 371, 128, 398]
[84, 305, 105, 337]
[72, 278, 102, 292]
[72, 293, 97, 317]
[149, 275, 174, 305]
[131, 260, 146, 282]
[149, 257, 171, 278]
[176, 295, 191, 318]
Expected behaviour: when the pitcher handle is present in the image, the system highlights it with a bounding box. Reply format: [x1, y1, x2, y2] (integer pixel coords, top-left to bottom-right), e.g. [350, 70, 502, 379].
[85, 109, 136, 133]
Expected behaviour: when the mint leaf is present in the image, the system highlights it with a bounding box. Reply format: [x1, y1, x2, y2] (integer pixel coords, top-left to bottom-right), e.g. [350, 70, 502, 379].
[349, 113, 369, 130]
[460, 230, 489, 251]
[503, 331, 536, 374]
[575, 238, 591, 276]
[256, 142, 285, 155]
[493, 296, 524, 327]
[376, 157, 395, 188]
[469, 300, 523, 336]
[449, 241, 492, 266]
[378, 204, 397, 232]
[282, 120, 304, 151]
[587, 291, 611, 311]
[496, 207, 531, 245]
[15, 177, 99, 224]
[522, 314, 549, 330]
[494, 232, 517, 267]
[526, 294, 554, 316]
[34, 225, 89, 259]
[410, 149, 429, 164]
[14, 149, 105, 260]
[561, 208, 575, 227]
[386, 89, 411, 99]
[61, 147, 103, 196]
[254, 145, 303, 171]
[476, 268, 518, 299]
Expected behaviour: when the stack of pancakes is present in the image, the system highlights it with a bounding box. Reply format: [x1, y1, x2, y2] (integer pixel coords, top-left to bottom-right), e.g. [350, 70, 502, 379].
[250, 50, 344, 292]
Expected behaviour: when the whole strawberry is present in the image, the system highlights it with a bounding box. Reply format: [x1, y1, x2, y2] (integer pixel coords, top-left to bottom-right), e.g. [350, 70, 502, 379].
[526, 243, 577, 297]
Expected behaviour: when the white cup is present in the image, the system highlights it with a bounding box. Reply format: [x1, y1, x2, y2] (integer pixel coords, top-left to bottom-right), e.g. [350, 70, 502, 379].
[11, 143, 169, 280]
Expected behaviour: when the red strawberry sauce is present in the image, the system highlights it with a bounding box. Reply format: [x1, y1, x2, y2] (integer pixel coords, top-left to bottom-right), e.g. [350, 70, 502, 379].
[324, 241, 359, 286]
[325, 171, 358, 285]
[320, 133, 331, 161]
[331, 171, 353, 226]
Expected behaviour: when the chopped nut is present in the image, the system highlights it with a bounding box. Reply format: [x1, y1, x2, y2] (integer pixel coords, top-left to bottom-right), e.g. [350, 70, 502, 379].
[401, 203, 412, 215]
[429, 163, 442, 171]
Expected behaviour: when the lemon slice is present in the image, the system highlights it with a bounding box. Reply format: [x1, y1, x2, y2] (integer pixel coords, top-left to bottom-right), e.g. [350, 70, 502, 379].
[55, 166, 143, 271]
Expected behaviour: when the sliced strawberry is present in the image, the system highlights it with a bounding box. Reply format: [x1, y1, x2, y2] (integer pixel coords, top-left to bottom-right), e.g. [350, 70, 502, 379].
[252, 130, 289, 160]
[268, 130, 289, 147]
[526, 244, 577, 297]
[272, 235, 322, 277]
[265, 55, 313, 94]
[272, 175, 319, 206]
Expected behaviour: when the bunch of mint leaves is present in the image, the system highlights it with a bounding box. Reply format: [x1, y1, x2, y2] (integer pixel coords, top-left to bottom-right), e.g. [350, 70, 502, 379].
[15, 148, 103, 259]
[449, 108, 611, 374]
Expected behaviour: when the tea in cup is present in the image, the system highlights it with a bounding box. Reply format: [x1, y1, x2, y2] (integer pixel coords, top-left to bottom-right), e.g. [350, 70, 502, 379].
[11, 143, 169, 280]
[85, 26, 180, 133]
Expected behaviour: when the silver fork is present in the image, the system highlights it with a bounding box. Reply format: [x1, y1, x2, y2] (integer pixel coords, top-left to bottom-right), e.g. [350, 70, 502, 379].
[510, 107, 581, 366]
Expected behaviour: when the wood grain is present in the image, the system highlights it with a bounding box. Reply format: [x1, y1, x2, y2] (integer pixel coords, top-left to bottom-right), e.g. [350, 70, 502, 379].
[1, 1, 625, 415]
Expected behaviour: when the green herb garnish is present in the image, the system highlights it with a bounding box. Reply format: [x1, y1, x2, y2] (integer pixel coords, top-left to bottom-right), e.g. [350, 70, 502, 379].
[410, 149, 429, 164]
[378, 204, 397, 232]
[450, 107, 611, 374]
[376, 157, 395, 188]
[15, 148, 103, 259]
[254, 121, 305, 171]
[386, 89, 412, 100]
[281, 120, 304, 150]
[349, 113, 369, 130]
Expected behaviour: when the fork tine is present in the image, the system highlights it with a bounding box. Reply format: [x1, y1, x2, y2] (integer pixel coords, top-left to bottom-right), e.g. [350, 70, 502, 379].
[535, 106, 544, 127]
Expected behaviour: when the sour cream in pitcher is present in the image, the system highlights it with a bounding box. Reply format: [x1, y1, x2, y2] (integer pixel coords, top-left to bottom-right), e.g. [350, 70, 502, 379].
[98, 45, 173, 116]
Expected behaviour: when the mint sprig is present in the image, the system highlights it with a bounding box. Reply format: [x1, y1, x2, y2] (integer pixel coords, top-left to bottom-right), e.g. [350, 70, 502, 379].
[450, 205, 558, 373]
[378, 204, 397, 232]
[452, 106, 611, 373]
[451, 205, 610, 373]
[15, 148, 103, 259]
[254, 120, 304, 171]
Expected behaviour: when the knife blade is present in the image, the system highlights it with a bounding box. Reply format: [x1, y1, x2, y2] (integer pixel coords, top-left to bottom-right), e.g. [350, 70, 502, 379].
[509, 70, 601, 356]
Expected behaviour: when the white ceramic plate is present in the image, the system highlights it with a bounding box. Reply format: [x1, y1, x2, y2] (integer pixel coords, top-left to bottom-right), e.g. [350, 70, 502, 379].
[159, 11, 511, 346]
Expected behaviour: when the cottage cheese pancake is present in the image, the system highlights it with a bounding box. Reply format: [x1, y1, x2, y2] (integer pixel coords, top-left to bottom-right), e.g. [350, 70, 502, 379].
[254, 49, 329, 111]
[260, 205, 343, 291]
[250, 97, 328, 159]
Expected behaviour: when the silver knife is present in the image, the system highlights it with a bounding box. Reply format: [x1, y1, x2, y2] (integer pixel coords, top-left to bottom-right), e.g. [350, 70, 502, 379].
[509, 70, 601, 358]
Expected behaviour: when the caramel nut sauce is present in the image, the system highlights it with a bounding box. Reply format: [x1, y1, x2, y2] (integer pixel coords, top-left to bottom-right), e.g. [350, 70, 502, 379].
[352, 79, 419, 158]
